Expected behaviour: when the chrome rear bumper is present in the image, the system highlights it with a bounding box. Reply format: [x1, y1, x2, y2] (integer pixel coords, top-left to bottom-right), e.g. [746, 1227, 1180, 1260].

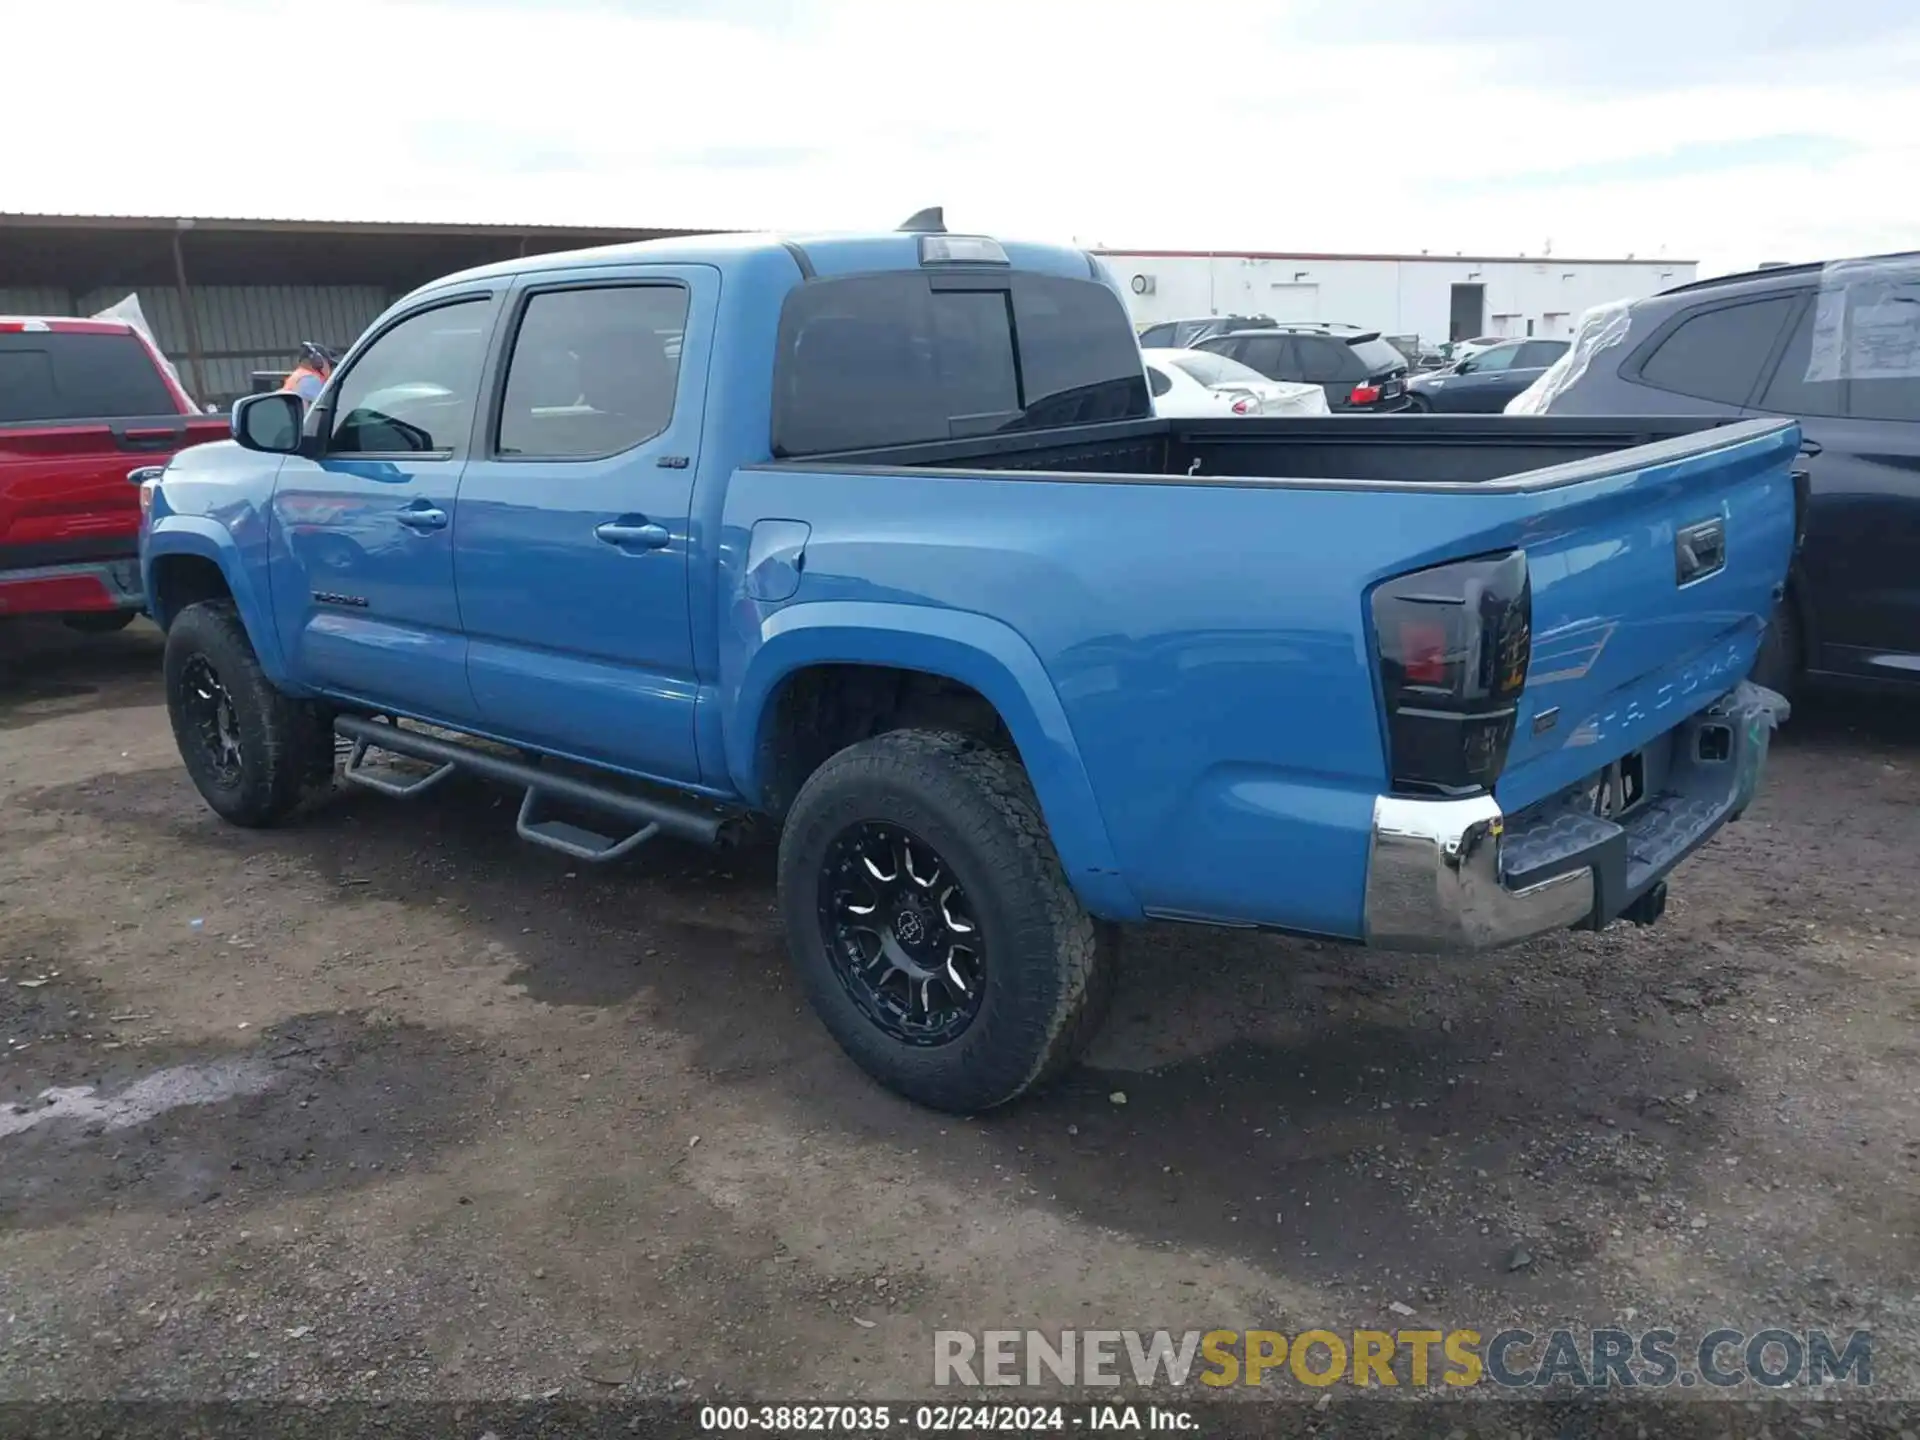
[1363, 793, 1594, 951]
[1361, 681, 1788, 953]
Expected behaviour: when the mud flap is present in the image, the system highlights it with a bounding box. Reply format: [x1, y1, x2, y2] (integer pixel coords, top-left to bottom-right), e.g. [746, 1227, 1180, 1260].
[1711, 680, 1790, 823]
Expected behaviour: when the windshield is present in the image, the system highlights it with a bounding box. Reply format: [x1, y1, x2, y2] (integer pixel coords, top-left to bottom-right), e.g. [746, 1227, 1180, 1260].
[1167, 351, 1271, 388]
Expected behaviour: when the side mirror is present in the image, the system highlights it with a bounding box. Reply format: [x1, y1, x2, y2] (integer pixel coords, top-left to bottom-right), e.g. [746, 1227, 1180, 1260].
[231, 391, 305, 454]
[1454, 357, 1476, 375]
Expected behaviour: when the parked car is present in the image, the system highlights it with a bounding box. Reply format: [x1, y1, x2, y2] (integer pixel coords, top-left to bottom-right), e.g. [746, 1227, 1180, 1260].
[1134, 314, 1276, 349]
[142, 216, 1797, 1115]
[1451, 336, 1513, 363]
[1, 316, 229, 630]
[1406, 339, 1570, 413]
[1194, 325, 1413, 412]
[1514, 253, 1919, 700]
[1141, 347, 1329, 417]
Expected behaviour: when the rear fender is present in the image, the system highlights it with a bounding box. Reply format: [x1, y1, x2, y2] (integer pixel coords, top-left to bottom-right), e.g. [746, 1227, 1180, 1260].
[143, 518, 299, 690]
[728, 600, 1140, 919]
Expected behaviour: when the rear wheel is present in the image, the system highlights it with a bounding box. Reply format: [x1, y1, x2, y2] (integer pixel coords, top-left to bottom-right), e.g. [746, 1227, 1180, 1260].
[164, 600, 334, 827]
[1750, 596, 1802, 702]
[777, 729, 1116, 1113]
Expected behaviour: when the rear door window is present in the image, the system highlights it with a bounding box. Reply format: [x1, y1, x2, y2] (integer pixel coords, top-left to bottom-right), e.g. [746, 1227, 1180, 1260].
[0, 330, 176, 423]
[1516, 340, 1568, 368]
[1137, 323, 1176, 349]
[496, 284, 689, 458]
[1636, 297, 1796, 406]
[1757, 299, 1845, 418]
[1763, 277, 1920, 424]
[1294, 338, 1351, 384]
[1233, 336, 1292, 379]
[771, 271, 1148, 456]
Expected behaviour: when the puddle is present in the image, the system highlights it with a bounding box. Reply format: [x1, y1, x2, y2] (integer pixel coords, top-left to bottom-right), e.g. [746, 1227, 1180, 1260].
[0, 1055, 279, 1141]
[0, 1011, 491, 1230]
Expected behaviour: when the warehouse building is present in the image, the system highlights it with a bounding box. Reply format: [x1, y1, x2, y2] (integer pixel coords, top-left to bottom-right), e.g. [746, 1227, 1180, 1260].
[1098, 248, 1697, 348]
[0, 213, 714, 408]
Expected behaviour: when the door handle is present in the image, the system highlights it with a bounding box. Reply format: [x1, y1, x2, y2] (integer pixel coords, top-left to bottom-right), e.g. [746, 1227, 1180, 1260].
[397, 506, 448, 532]
[595, 521, 671, 550]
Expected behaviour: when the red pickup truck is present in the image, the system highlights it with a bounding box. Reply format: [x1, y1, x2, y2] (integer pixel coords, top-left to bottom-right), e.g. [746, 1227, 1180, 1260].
[1, 316, 229, 629]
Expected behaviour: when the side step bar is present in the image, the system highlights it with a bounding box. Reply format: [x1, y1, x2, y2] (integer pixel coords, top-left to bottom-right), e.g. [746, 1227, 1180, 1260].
[334, 715, 739, 862]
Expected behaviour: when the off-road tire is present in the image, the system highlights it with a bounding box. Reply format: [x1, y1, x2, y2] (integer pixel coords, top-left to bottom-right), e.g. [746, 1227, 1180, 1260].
[778, 729, 1116, 1113]
[164, 600, 334, 827]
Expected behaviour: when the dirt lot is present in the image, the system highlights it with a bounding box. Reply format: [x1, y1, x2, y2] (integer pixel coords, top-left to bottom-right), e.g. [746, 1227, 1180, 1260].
[2, 618, 1917, 1406]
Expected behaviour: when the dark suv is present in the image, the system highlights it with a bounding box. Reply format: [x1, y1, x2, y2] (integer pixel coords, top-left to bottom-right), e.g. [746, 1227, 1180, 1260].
[1194, 326, 1411, 413]
[1534, 253, 1920, 699]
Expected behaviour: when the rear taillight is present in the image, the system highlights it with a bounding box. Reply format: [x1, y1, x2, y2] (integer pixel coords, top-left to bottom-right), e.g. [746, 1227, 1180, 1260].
[1230, 395, 1258, 415]
[1350, 383, 1382, 406]
[1371, 550, 1531, 796]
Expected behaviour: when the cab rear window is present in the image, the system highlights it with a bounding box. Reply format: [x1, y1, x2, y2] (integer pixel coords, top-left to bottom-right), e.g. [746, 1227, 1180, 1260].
[771, 272, 1150, 457]
[0, 331, 175, 423]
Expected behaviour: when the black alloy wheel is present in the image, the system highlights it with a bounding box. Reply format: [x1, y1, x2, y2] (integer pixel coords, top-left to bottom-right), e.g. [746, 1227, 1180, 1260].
[162, 599, 335, 827]
[176, 653, 245, 789]
[818, 821, 984, 1046]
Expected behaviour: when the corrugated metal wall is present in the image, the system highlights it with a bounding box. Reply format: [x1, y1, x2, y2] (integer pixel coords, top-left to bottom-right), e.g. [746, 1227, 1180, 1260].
[85, 285, 393, 404]
[2, 283, 391, 405]
[0, 286, 75, 315]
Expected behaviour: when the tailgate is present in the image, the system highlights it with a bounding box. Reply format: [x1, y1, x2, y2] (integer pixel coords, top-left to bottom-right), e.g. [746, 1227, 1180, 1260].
[0, 416, 226, 565]
[1495, 418, 1801, 810]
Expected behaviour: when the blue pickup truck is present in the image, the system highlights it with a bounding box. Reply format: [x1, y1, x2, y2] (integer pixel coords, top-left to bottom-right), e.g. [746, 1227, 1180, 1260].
[139, 213, 1804, 1112]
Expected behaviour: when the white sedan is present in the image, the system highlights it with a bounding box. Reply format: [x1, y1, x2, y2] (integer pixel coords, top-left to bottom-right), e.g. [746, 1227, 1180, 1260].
[1141, 347, 1329, 418]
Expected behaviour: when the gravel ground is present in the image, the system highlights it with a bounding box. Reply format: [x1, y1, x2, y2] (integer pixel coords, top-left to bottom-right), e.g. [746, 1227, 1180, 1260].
[2, 618, 1917, 1408]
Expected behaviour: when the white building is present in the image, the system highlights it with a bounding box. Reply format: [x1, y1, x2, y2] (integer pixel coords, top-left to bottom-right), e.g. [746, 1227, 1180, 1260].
[1098, 249, 1696, 347]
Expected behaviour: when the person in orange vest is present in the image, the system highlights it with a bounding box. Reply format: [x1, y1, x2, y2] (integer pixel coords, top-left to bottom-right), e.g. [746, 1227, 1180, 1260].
[280, 342, 335, 405]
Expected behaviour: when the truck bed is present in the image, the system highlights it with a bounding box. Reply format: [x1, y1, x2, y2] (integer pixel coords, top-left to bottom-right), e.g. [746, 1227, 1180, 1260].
[769, 413, 1763, 490]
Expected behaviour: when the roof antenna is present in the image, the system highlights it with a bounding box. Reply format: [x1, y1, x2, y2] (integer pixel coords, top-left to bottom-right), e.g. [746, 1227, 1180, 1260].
[897, 207, 946, 234]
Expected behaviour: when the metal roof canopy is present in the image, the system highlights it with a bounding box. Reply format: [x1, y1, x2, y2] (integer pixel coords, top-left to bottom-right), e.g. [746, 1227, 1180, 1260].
[0, 212, 723, 290]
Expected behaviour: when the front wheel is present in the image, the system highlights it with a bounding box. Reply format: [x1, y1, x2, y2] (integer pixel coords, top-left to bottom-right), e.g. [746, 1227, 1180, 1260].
[777, 729, 1116, 1113]
[164, 600, 334, 827]
[1403, 394, 1432, 413]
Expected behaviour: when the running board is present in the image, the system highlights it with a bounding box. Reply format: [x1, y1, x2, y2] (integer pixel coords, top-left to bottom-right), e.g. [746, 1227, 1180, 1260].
[334, 715, 739, 860]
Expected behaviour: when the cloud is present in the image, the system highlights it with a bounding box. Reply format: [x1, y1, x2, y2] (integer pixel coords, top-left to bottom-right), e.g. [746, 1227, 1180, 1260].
[4, 0, 1916, 277]
[1463, 135, 1866, 194]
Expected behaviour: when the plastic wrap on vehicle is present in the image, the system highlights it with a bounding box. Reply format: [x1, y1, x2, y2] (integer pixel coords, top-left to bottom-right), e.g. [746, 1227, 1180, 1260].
[1505, 297, 1633, 414]
[90, 292, 204, 411]
[1267, 381, 1330, 416]
[1804, 254, 1920, 384]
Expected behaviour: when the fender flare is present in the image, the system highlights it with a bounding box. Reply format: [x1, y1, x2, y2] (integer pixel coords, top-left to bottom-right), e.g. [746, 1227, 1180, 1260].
[728, 600, 1140, 920]
[143, 519, 297, 688]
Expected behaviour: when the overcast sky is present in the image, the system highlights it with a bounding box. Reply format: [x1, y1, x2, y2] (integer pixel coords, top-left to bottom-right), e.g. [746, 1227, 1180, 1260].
[11, 0, 1917, 275]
